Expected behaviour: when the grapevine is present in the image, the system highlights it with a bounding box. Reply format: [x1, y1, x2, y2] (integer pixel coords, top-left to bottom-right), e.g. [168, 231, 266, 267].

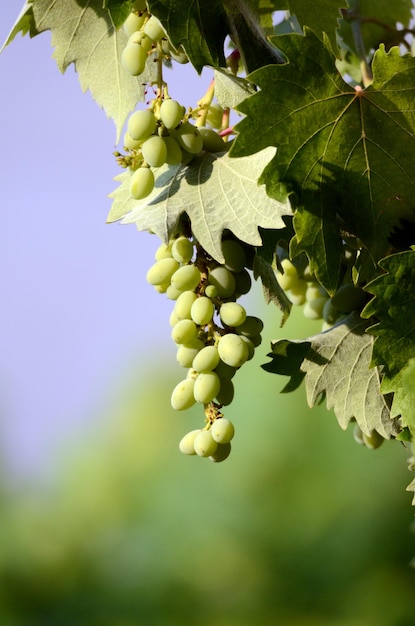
[4, 0, 415, 528]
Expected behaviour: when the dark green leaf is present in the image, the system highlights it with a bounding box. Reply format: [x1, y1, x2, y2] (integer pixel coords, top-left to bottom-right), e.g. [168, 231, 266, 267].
[287, 0, 348, 54]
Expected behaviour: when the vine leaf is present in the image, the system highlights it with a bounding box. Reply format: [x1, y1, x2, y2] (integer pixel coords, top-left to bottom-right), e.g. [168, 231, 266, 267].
[287, 0, 347, 53]
[109, 148, 292, 263]
[263, 313, 400, 438]
[31, 0, 156, 140]
[0, 2, 39, 51]
[231, 30, 415, 292]
[147, 0, 228, 73]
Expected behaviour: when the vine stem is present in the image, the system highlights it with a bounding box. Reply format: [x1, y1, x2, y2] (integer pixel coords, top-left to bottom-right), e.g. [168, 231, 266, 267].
[195, 79, 215, 127]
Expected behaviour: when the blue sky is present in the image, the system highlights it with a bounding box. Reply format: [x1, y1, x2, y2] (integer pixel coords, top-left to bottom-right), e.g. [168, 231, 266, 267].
[0, 5, 210, 477]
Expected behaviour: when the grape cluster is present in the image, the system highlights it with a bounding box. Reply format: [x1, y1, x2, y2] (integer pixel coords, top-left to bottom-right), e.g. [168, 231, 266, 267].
[122, 4, 188, 78]
[275, 258, 366, 330]
[146, 234, 262, 462]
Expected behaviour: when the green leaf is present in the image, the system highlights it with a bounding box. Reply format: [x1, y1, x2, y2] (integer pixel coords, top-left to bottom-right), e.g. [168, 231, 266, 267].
[32, 0, 156, 139]
[103, 0, 133, 29]
[147, 0, 228, 73]
[213, 69, 256, 111]
[381, 359, 415, 439]
[287, 0, 347, 53]
[264, 313, 400, 438]
[109, 148, 292, 263]
[262, 339, 310, 392]
[362, 249, 415, 381]
[0, 2, 39, 52]
[231, 31, 415, 291]
[252, 252, 292, 322]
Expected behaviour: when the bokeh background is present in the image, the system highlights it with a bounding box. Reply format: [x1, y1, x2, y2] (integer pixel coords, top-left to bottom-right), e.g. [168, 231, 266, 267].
[1, 4, 415, 625]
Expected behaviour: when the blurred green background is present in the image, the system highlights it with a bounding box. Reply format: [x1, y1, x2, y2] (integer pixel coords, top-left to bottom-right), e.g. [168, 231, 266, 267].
[0, 302, 414, 626]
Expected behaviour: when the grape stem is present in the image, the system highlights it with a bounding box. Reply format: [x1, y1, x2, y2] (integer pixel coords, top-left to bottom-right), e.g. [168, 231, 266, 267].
[195, 79, 215, 127]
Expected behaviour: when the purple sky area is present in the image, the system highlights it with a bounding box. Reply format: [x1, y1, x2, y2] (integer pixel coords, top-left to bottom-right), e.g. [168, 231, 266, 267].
[0, 5, 209, 478]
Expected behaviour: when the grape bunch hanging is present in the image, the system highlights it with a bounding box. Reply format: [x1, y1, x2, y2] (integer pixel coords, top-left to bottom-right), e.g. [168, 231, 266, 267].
[146, 233, 263, 462]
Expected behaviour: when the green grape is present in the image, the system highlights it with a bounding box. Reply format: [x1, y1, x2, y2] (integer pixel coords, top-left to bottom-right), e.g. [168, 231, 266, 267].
[163, 136, 183, 165]
[204, 284, 218, 299]
[190, 296, 215, 326]
[175, 122, 204, 154]
[208, 266, 236, 298]
[160, 98, 185, 130]
[171, 264, 201, 292]
[127, 109, 157, 141]
[218, 333, 249, 368]
[276, 258, 299, 291]
[214, 360, 237, 380]
[209, 442, 231, 462]
[215, 378, 234, 406]
[221, 239, 247, 273]
[194, 429, 218, 457]
[192, 345, 220, 372]
[211, 417, 235, 443]
[198, 127, 227, 152]
[331, 283, 366, 313]
[143, 15, 166, 41]
[155, 241, 173, 260]
[171, 236, 194, 264]
[123, 12, 146, 37]
[174, 290, 198, 320]
[353, 424, 364, 445]
[171, 378, 196, 410]
[219, 302, 247, 327]
[234, 269, 252, 296]
[239, 335, 255, 360]
[323, 298, 339, 325]
[123, 132, 142, 150]
[141, 135, 168, 167]
[287, 280, 307, 305]
[121, 42, 147, 76]
[362, 430, 384, 449]
[206, 103, 224, 129]
[169, 309, 180, 327]
[131, 0, 147, 11]
[129, 167, 155, 200]
[193, 371, 221, 403]
[179, 429, 201, 455]
[171, 319, 198, 344]
[176, 339, 204, 368]
[146, 257, 179, 285]
[168, 43, 189, 64]
[306, 284, 326, 302]
[303, 296, 328, 320]
[236, 315, 263, 338]
[165, 284, 182, 300]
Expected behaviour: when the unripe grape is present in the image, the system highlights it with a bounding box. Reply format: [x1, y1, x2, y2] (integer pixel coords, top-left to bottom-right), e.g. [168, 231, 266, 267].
[276, 258, 299, 291]
[233, 269, 252, 296]
[146, 257, 179, 285]
[131, 0, 147, 11]
[123, 132, 142, 150]
[215, 378, 234, 406]
[363, 430, 384, 449]
[171, 264, 201, 291]
[323, 298, 339, 325]
[179, 429, 201, 455]
[171, 236, 194, 264]
[211, 417, 235, 443]
[219, 302, 247, 327]
[221, 239, 247, 273]
[194, 430, 218, 457]
[127, 109, 157, 141]
[204, 284, 218, 299]
[287, 280, 307, 305]
[155, 242, 173, 260]
[171, 319, 198, 344]
[239, 335, 255, 360]
[236, 315, 263, 338]
[198, 127, 227, 152]
[206, 102, 224, 129]
[169, 309, 180, 327]
[331, 283, 366, 313]
[174, 290, 198, 320]
[192, 345, 220, 372]
[175, 122, 203, 154]
[129, 167, 155, 200]
[168, 44, 189, 64]
[214, 360, 237, 380]
[209, 442, 231, 462]
[303, 296, 328, 320]
[171, 378, 196, 410]
[176, 339, 204, 368]
[141, 135, 168, 167]
[218, 333, 249, 367]
[123, 12, 146, 37]
[160, 99, 185, 130]
[208, 266, 236, 298]
[193, 371, 221, 403]
[121, 42, 147, 76]
[163, 136, 183, 164]
[353, 424, 364, 445]
[166, 284, 182, 300]
[190, 296, 215, 326]
[143, 15, 166, 41]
